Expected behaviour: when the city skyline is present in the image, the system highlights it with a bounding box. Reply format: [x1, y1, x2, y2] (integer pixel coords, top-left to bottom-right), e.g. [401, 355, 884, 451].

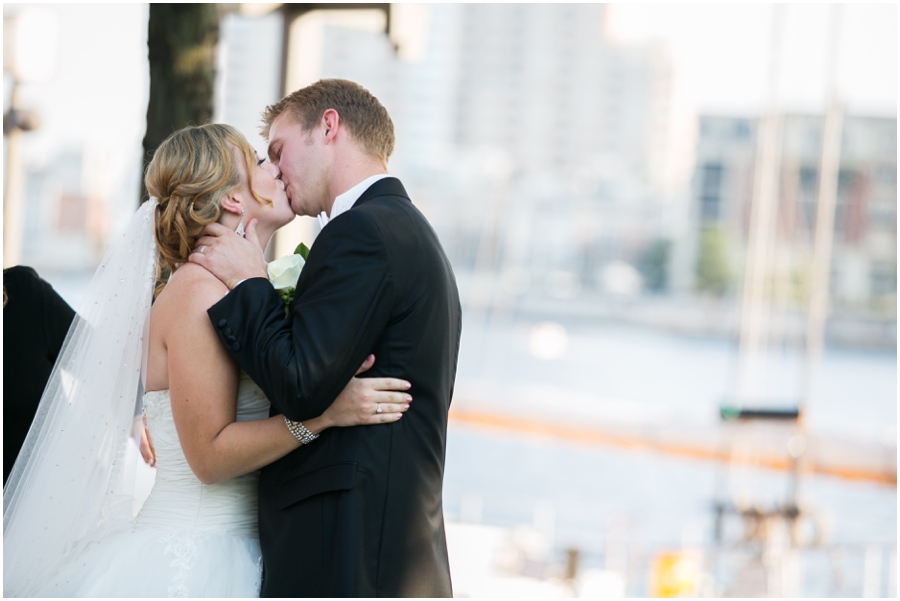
[4, 3, 897, 284]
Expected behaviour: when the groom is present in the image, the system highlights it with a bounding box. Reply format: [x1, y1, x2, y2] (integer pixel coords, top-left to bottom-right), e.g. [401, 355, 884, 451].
[191, 79, 460, 597]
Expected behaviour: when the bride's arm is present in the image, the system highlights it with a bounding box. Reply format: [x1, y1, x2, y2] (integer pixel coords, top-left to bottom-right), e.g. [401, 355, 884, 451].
[164, 274, 410, 485]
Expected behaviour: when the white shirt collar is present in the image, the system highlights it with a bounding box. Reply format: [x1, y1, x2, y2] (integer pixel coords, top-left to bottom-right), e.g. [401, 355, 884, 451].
[317, 174, 390, 229]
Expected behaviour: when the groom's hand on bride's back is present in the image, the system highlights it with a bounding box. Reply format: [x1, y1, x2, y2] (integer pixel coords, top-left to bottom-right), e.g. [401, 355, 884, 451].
[139, 415, 156, 467]
[189, 220, 268, 289]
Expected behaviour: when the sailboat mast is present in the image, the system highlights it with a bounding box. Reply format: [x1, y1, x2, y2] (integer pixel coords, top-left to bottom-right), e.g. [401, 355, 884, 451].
[795, 4, 844, 499]
[734, 6, 784, 406]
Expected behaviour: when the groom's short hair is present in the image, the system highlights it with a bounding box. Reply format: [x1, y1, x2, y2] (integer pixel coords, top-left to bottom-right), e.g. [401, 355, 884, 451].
[261, 79, 394, 165]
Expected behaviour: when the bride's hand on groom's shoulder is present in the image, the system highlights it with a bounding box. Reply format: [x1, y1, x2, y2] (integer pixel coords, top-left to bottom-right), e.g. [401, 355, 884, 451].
[321, 355, 413, 428]
[189, 220, 268, 289]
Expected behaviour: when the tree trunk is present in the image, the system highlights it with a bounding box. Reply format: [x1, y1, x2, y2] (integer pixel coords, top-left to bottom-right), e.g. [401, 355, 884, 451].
[140, 3, 219, 204]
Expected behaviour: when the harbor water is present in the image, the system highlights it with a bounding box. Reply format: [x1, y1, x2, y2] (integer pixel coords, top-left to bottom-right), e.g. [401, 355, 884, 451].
[444, 309, 896, 596]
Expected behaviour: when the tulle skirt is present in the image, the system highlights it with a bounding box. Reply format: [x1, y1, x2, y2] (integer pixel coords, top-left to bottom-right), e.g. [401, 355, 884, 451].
[34, 527, 262, 598]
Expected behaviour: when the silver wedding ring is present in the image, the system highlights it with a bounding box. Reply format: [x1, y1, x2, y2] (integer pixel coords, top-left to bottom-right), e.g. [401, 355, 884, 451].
[375, 403, 382, 414]
[199, 245, 206, 254]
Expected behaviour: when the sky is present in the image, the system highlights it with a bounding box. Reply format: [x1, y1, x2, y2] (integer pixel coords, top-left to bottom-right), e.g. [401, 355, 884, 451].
[6, 3, 895, 158]
[5, 4, 148, 165]
[606, 3, 897, 116]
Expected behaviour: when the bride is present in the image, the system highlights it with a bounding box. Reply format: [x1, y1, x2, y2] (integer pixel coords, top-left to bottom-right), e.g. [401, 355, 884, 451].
[3, 124, 411, 597]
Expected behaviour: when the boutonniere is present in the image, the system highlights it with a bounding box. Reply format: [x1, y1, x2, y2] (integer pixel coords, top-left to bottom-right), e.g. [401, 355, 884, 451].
[267, 242, 309, 316]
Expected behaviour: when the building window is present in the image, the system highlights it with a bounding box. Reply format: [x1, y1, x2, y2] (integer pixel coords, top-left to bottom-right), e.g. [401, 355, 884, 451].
[870, 262, 897, 297]
[699, 162, 723, 221]
[838, 168, 856, 191]
[868, 202, 896, 230]
[799, 166, 818, 189]
[796, 165, 818, 231]
[733, 120, 750, 140]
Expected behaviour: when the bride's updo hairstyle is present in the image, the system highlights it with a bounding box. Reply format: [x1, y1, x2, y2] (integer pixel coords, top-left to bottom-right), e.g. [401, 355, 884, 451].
[145, 123, 270, 297]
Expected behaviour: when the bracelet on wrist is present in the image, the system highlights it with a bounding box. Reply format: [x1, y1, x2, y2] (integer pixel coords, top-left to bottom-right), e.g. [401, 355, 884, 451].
[283, 415, 319, 445]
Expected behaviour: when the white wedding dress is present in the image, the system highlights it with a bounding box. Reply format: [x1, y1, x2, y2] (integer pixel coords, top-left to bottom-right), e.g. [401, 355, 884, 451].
[34, 373, 268, 598]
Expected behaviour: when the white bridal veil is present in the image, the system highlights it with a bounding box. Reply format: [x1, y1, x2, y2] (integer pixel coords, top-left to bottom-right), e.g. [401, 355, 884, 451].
[4, 199, 159, 596]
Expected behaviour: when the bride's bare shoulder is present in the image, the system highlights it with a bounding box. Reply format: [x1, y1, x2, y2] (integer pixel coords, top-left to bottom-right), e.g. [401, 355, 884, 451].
[154, 263, 229, 317]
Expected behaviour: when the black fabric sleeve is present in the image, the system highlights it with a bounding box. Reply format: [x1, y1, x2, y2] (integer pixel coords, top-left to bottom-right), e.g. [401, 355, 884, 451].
[207, 209, 395, 421]
[38, 276, 76, 361]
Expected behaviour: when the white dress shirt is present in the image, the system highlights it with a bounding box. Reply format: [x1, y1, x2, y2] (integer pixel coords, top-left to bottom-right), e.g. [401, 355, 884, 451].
[316, 174, 390, 230]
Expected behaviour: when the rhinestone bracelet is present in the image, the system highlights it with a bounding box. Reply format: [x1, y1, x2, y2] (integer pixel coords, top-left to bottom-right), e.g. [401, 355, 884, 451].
[283, 415, 319, 445]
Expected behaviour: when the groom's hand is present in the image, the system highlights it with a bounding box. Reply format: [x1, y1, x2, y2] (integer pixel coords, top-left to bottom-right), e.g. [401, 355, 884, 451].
[189, 219, 268, 289]
[139, 416, 156, 467]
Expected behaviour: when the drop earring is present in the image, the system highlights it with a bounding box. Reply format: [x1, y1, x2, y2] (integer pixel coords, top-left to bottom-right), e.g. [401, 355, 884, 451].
[235, 207, 245, 238]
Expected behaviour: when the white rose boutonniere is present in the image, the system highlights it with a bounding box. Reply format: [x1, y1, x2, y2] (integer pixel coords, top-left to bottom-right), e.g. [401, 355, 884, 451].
[267, 243, 309, 316]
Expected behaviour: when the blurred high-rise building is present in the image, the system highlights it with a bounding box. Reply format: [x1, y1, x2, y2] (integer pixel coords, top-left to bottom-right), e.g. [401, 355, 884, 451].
[451, 4, 676, 191]
[683, 113, 897, 314]
[214, 11, 284, 159]
[253, 4, 681, 298]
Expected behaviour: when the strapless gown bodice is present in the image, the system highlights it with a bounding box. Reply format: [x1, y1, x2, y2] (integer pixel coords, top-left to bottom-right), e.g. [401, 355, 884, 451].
[135, 374, 270, 537]
[35, 374, 269, 598]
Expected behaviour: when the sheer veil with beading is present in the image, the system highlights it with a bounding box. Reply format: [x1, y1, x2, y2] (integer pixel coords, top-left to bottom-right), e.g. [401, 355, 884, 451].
[3, 199, 159, 597]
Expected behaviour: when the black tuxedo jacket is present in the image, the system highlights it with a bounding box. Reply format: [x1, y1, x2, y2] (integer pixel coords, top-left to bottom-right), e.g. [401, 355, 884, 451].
[208, 177, 461, 597]
[3, 266, 75, 484]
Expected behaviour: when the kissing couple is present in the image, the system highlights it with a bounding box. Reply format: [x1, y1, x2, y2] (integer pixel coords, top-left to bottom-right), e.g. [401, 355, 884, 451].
[4, 79, 461, 598]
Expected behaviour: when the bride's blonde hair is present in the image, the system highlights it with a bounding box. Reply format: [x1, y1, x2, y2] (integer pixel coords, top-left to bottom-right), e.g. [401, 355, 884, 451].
[145, 123, 270, 297]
